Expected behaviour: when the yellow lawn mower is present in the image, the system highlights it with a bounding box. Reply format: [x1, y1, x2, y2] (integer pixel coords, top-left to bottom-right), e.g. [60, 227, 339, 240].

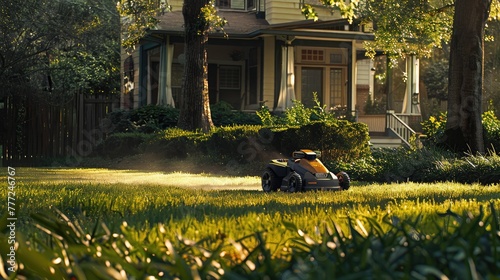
[261, 149, 350, 192]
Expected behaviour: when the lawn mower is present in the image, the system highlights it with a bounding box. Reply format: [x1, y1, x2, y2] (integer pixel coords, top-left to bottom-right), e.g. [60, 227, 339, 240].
[261, 149, 350, 192]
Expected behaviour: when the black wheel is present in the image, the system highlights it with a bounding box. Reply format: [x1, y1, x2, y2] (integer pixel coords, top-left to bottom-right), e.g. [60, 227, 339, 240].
[262, 168, 280, 192]
[287, 172, 303, 193]
[337, 171, 350, 190]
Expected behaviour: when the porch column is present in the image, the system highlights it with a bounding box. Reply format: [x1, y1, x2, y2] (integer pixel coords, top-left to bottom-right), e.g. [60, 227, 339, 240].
[158, 38, 175, 107]
[275, 45, 295, 111]
[166, 43, 175, 107]
[402, 55, 420, 114]
[350, 41, 356, 113]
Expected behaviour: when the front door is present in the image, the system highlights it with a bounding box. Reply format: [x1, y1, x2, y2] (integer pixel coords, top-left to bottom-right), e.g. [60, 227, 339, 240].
[301, 67, 323, 107]
[329, 67, 346, 108]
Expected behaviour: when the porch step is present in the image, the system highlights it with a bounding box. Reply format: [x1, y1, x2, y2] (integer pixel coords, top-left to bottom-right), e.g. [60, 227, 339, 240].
[369, 136, 403, 148]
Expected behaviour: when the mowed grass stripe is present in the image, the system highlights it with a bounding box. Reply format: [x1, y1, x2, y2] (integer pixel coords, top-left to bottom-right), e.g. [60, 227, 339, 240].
[2, 168, 498, 244]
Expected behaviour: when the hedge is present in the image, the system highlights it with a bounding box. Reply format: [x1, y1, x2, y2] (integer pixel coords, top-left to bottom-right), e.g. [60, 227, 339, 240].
[96, 121, 371, 166]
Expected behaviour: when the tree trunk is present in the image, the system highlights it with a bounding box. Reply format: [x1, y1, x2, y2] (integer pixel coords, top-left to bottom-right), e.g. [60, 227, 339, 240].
[445, 0, 491, 154]
[177, 0, 214, 132]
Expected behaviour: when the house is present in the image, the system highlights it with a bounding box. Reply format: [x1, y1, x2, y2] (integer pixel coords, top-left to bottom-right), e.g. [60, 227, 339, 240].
[120, 0, 421, 145]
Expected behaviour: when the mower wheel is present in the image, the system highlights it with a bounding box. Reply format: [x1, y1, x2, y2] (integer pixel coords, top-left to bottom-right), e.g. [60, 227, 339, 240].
[337, 171, 351, 190]
[262, 168, 280, 192]
[288, 172, 303, 193]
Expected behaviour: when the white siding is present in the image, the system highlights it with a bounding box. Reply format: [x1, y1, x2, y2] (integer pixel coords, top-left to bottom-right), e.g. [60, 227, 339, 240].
[356, 59, 371, 86]
[168, 0, 183, 11]
[265, 0, 341, 25]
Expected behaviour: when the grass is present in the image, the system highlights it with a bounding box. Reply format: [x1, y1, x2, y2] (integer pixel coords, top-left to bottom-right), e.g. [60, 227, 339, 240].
[1, 168, 499, 279]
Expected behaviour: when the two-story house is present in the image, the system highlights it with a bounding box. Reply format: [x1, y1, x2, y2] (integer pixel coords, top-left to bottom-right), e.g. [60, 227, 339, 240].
[120, 0, 421, 144]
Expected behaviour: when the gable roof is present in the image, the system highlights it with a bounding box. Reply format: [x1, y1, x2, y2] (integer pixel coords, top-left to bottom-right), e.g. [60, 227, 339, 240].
[148, 10, 374, 41]
[153, 10, 269, 37]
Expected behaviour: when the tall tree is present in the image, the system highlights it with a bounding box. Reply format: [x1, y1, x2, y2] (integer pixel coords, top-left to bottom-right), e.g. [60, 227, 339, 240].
[304, 0, 499, 153]
[118, 0, 225, 132]
[445, 0, 492, 153]
[177, 1, 213, 132]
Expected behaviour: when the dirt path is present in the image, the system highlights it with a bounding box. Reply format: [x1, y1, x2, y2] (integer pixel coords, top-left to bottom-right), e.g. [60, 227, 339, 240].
[15, 168, 261, 190]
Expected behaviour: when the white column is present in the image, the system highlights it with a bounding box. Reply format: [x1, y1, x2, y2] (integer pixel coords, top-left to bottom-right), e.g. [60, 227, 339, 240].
[275, 45, 296, 111]
[402, 55, 420, 114]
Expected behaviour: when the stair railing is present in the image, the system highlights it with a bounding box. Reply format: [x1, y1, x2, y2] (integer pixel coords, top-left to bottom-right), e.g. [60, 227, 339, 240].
[386, 110, 416, 148]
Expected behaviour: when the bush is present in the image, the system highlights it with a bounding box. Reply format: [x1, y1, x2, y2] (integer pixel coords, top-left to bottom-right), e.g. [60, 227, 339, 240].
[256, 94, 347, 126]
[364, 97, 387, 115]
[210, 101, 261, 126]
[203, 125, 263, 163]
[329, 146, 500, 185]
[420, 112, 447, 146]
[129, 104, 179, 133]
[421, 109, 500, 154]
[483, 110, 500, 153]
[94, 133, 154, 158]
[106, 105, 179, 133]
[137, 121, 370, 169]
[272, 120, 371, 162]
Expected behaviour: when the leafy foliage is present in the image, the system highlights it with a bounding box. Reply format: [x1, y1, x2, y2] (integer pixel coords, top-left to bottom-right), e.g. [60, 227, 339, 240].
[256, 93, 352, 126]
[364, 97, 387, 115]
[117, 0, 167, 51]
[272, 121, 371, 162]
[422, 59, 449, 101]
[329, 146, 500, 185]
[421, 109, 500, 153]
[210, 101, 260, 126]
[106, 102, 259, 134]
[301, 0, 455, 65]
[0, 0, 120, 98]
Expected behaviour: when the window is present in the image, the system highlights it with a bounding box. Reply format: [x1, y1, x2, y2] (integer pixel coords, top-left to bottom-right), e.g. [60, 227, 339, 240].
[330, 53, 343, 64]
[219, 65, 241, 89]
[216, 0, 254, 10]
[301, 49, 324, 62]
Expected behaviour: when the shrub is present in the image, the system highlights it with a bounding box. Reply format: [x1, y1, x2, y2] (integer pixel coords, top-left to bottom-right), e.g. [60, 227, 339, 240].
[105, 105, 179, 133]
[329, 146, 500, 185]
[256, 94, 346, 126]
[143, 128, 208, 158]
[420, 112, 447, 146]
[421, 109, 500, 154]
[256, 105, 281, 126]
[210, 101, 261, 126]
[105, 109, 135, 132]
[94, 132, 154, 158]
[129, 104, 179, 133]
[272, 120, 371, 163]
[283, 99, 312, 126]
[364, 97, 387, 115]
[483, 109, 500, 153]
[204, 125, 263, 163]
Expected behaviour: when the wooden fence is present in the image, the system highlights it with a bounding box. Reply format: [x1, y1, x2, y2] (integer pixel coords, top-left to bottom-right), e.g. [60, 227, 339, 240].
[1, 92, 119, 166]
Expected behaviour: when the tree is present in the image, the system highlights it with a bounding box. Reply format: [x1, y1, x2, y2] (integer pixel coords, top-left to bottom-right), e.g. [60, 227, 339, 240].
[445, 0, 492, 154]
[177, 2, 225, 132]
[118, 0, 226, 132]
[304, 0, 500, 154]
[0, 0, 120, 100]
[176, 1, 214, 132]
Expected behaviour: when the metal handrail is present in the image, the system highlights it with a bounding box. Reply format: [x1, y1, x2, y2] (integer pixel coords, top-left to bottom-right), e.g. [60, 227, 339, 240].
[386, 110, 416, 148]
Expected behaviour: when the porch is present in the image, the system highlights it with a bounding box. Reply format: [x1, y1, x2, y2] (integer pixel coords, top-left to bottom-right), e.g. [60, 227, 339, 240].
[358, 112, 423, 148]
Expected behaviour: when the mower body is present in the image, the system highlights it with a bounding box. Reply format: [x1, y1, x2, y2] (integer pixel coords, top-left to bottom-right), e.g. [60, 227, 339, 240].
[261, 149, 350, 192]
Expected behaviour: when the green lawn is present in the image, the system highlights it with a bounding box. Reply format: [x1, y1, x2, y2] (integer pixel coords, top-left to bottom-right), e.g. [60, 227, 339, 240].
[1, 168, 499, 279]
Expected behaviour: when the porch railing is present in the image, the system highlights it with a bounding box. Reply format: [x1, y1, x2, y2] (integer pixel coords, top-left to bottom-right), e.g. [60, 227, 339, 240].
[386, 110, 417, 148]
